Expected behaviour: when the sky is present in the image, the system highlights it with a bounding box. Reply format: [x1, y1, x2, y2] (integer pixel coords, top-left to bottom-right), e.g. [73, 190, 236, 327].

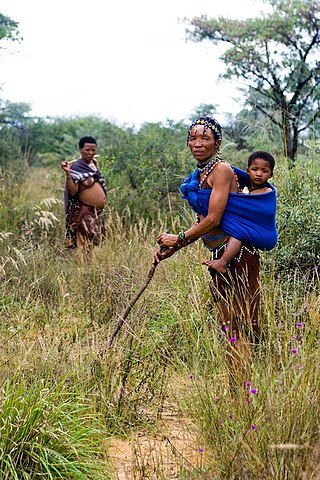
[0, 0, 267, 129]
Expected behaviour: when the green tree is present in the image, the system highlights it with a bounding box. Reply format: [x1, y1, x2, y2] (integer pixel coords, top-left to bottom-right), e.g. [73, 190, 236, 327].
[187, 0, 320, 164]
[0, 101, 54, 168]
[106, 120, 190, 220]
[222, 105, 284, 155]
[188, 103, 219, 122]
[0, 12, 21, 166]
[0, 12, 19, 44]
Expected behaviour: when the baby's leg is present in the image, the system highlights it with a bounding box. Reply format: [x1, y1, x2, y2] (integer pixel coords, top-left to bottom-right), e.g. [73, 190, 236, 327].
[203, 238, 242, 273]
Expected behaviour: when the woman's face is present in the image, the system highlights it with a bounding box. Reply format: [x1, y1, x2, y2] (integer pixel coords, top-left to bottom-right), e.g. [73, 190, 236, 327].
[80, 142, 97, 164]
[188, 125, 221, 164]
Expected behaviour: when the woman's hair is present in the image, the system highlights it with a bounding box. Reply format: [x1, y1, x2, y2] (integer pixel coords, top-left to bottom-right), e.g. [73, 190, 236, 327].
[187, 117, 222, 145]
[79, 136, 97, 148]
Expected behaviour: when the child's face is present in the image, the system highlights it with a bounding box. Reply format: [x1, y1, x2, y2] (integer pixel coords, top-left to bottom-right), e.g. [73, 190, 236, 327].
[247, 158, 273, 186]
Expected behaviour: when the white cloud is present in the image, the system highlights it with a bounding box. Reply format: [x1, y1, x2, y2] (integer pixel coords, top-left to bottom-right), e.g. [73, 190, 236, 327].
[0, 0, 266, 127]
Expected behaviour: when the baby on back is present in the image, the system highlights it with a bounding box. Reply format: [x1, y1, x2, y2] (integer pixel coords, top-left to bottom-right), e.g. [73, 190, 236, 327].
[202, 151, 275, 273]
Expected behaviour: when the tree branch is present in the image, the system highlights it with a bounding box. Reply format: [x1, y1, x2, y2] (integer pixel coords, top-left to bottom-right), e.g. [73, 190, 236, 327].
[298, 111, 320, 133]
[247, 101, 282, 128]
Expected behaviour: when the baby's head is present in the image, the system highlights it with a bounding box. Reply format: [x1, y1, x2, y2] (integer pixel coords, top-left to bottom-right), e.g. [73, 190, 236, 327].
[248, 151, 275, 173]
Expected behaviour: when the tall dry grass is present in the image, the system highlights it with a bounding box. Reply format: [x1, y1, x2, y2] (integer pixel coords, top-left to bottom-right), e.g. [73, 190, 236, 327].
[0, 161, 319, 478]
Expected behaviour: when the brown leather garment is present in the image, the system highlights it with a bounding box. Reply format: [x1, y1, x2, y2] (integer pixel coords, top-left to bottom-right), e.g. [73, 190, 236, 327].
[208, 243, 260, 342]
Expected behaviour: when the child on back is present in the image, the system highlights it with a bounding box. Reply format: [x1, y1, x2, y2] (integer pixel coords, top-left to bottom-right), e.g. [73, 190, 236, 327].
[202, 151, 275, 273]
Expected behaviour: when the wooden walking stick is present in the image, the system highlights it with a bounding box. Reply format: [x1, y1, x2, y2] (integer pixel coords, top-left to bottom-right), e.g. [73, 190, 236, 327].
[109, 262, 158, 347]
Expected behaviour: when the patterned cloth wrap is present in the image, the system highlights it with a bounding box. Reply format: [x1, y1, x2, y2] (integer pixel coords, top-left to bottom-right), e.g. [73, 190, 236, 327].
[180, 165, 278, 251]
[64, 158, 107, 247]
[64, 158, 106, 213]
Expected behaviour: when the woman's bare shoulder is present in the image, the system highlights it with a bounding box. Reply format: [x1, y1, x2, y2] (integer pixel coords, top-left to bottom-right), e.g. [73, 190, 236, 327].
[213, 161, 235, 179]
[216, 160, 234, 171]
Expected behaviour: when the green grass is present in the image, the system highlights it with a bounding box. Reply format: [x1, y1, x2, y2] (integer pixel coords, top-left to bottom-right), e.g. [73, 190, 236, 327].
[0, 374, 111, 479]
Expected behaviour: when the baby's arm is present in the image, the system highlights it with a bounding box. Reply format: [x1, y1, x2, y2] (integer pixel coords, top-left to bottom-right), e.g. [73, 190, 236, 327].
[202, 237, 242, 273]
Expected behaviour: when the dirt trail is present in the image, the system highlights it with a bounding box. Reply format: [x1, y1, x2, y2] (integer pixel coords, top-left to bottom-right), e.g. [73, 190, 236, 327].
[107, 401, 208, 480]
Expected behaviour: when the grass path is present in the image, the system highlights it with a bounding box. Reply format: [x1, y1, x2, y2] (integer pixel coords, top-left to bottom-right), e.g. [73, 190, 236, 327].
[107, 398, 208, 479]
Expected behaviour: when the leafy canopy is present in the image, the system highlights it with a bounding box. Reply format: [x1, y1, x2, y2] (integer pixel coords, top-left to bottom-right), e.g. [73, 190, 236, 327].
[0, 13, 19, 44]
[187, 0, 320, 162]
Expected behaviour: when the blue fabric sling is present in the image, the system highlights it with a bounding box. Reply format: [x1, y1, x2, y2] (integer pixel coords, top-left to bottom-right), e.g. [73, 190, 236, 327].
[180, 165, 278, 251]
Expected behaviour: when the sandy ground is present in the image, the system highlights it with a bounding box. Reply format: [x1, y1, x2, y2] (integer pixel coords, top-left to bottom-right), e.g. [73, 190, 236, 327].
[107, 401, 208, 480]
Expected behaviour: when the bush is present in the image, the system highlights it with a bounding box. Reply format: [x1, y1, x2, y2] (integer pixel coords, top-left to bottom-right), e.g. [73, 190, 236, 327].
[273, 159, 320, 272]
[0, 374, 111, 479]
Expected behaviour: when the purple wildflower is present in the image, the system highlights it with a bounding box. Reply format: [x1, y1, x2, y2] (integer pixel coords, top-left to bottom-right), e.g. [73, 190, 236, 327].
[291, 335, 297, 340]
[189, 373, 193, 379]
[251, 424, 257, 431]
[230, 336, 237, 343]
[222, 324, 229, 332]
[291, 348, 298, 354]
[228, 415, 233, 420]
[250, 388, 258, 395]
[296, 322, 303, 329]
[245, 381, 251, 389]
[199, 447, 204, 453]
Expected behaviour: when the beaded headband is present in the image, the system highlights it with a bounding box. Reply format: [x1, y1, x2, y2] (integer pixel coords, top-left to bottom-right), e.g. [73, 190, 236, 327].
[187, 117, 222, 146]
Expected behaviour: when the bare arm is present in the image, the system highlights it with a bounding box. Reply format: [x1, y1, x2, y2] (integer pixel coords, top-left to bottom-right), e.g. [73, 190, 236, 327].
[157, 163, 234, 248]
[60, 161, 79, 196]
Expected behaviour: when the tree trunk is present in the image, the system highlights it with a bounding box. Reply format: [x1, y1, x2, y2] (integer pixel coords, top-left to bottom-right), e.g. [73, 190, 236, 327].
[291, 124, 299, 162]
[281, 110, 296, 167]
[23, 151, 30, 170]
[281, 112, 289, 157]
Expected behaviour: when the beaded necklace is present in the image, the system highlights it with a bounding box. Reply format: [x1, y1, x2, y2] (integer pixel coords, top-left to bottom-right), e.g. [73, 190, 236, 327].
[198, 155, 222, 188]
[249, 183, 268, 192]
[197, 157, 217, 173]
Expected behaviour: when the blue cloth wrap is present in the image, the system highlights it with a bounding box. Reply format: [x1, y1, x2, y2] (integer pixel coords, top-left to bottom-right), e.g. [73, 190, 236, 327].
[180, 166, 278, 251]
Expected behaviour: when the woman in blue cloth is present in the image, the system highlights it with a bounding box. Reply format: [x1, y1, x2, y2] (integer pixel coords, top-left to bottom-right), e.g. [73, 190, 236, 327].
[203, 151, 275, 273]
[155, 116, 277, 346]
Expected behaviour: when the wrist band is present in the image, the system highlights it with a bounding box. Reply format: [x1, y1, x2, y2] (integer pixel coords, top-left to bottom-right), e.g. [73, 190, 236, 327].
[177, 231, 189, 246]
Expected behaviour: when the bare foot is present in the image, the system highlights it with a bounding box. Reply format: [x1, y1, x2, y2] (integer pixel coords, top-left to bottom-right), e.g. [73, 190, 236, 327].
[202, 259, 228, 273]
